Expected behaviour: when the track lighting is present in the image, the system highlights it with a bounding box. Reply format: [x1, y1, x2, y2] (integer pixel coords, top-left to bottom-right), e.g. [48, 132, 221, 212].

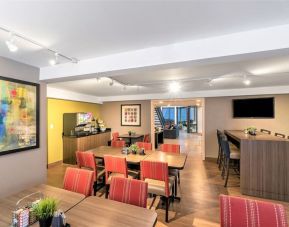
[123, 85, 127, 91]
[109, 79, 114, 86]
[5, 33, 18, 52]
[1, 26, 78, 64]
[49, 53, 59, 66]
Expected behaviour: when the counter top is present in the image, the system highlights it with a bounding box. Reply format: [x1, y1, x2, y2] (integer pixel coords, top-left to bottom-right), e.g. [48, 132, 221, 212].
[63, 128, 111, 138]
[225, 130, 288, 142]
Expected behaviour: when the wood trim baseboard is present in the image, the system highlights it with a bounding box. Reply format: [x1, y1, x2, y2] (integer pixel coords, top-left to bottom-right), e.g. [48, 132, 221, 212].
[205, 157, 217, 162]
[47, 160, 63, 169]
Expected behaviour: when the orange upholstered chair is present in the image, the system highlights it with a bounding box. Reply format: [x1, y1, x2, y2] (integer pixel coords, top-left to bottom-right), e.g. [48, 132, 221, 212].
[109, 177, 148, 208]
[160, 144, 180, 153]
[76, 151, 105, 195]
[63, 167, 94, 197]
[111, 140, 126, 148]
[112, 132, 120, 141]
[220, 194, 288, 227]
[140, 160, 175, 222]
[143, 134, 150, 143]
[136, 142, 152, 150]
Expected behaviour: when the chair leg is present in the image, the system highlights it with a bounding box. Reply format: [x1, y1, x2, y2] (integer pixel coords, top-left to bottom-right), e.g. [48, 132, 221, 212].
[224, 159, 230, 187]
[177, 171, 180, 184]
[93, 182, 97, 196]
[217, 146, 220, 164]
[105, 185, 109, 199]
[174, 177, 178, 198]
[165, 197, 169, 223]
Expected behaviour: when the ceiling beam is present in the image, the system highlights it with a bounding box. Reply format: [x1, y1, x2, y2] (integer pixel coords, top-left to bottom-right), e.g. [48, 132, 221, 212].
[40, 24, 289, 82]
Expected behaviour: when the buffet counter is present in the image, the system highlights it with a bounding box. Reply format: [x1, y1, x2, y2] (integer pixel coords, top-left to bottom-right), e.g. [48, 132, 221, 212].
[63, 129, 111, 164]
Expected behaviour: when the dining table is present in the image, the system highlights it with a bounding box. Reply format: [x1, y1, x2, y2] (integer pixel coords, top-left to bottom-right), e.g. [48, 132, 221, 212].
[0, 184, 85, 226]
[65, 196, 157, 227]
[118, 134, 144, 146]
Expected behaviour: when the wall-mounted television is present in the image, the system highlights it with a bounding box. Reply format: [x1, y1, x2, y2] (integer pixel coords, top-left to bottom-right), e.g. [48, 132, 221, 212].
[232, 97, 274, 118]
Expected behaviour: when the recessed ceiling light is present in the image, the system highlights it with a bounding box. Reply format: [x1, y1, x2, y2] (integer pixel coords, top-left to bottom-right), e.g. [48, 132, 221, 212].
[49, 53, 59, 66]
[243, 76, 251, 86]
[168, 81, 181, 93]
[159, 101, 163, 104]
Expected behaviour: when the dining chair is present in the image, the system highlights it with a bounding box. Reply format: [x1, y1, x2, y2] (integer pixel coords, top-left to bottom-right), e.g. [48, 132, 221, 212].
[111, 140, 126, 148]
[143, 134, 150, 143]
[140, 160, 175, 222]
[104, 155, 138, 198]
[76, 151, 105, 195]
[275, 132, 286, 138]
[220, 194, 288, 227]
[136, 142, 152, 150]
[260, 128, 271, 134]
[112, 132, 120, 141]
[160, 144, 180, 153]
[220, 135, 240, 187]
[109, 177, 148, 208]
[216, 129, 223, 169]
[63, 167, 94, 197]
[160, 143, 181, 185]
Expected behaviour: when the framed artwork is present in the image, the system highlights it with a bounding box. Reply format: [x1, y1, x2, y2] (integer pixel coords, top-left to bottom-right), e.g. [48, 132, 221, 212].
[0, 76, 40, 156]
[121, 104, 141, 126]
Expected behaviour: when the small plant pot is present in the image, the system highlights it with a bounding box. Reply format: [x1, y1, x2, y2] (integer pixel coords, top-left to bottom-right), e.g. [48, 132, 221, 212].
[39, 217, 53, 227]
[128, 132, 132, 136]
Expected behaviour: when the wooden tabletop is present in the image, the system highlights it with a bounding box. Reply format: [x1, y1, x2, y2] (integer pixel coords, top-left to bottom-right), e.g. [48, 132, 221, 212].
[65, 196, 157, 227]
[225, 130, 289, 142]
[144, 151, 187, 170]
[118, 134, 144, 139]
[88, 146, 153, 164]
[0, 184, 85, 226]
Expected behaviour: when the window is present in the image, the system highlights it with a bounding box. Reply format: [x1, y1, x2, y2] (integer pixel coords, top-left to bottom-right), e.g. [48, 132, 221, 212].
[162, 107, 175, 123]
[177, 107, 187, 126]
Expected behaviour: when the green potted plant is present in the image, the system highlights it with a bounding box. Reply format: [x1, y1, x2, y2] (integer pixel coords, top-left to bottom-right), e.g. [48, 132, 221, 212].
[128, 130, 132, 136]
[129, 144, 139, 154]
[32, 197, 57, 227]
[245, 126, 257, 136]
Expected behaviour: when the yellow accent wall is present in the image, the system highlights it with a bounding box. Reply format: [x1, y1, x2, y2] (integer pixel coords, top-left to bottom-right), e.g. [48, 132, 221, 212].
[47, 98, 101, 164]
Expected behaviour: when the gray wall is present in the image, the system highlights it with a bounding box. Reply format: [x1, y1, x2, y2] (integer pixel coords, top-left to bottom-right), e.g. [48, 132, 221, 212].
[0, 57, 47, 198]
[205, 94, 289, 158]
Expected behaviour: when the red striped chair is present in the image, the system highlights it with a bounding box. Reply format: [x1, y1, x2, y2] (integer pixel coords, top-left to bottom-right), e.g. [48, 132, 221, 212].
[136, 142, 152, 150]
[76, 151, 105, 195]
[140, 160, 175, 222]
[63, 167, 94, 197]
[220, 194, 288, 227]
[143, 134, 150, 143]
[160, 144, 180, 153]
[104, 155, 137, 198]
[112, 132, 120, 141]
[109, 177, 148, 208]
[111, 140, 126, 148]
[161, 143, 181, 185]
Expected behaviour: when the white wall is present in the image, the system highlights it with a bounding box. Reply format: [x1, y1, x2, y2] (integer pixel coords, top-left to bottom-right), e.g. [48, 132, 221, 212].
[0, 57, 47, 198]
[197, 107, 203, 134]
[205, 94, 289, 158]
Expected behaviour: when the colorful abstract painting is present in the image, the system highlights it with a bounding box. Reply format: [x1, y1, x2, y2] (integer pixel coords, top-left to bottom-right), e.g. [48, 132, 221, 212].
[0, 76, 39, 156]
[121, 104, 141, 126]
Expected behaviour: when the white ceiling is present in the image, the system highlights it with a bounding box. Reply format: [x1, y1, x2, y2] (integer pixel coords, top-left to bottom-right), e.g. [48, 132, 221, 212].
[48, 50, 289, 97]
[1, 1, 289, 67]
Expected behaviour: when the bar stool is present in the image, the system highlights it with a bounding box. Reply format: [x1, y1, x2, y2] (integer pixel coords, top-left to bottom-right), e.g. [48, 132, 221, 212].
[275, 132, 285, 138]
[220, 135, 240, 187]
[260, 129, 271, 134]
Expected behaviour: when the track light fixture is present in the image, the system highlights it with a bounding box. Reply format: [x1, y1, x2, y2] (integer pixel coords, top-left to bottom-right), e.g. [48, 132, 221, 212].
[243, 76, 251, 86]
[109, 79, 114, 86]
[168, 81, 181, 93]
[5, 33, 18, 52]
[0, 26, 78, 65]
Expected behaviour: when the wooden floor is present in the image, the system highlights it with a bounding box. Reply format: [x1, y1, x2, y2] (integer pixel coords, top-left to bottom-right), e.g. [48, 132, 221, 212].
[47, 131, 289, 226]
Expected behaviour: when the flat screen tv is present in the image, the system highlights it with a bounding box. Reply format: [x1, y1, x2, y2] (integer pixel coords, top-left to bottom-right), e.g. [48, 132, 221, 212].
[233, 97, 274, 118]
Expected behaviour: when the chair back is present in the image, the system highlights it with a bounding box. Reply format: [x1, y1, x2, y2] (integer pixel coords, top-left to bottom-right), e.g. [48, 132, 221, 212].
[109, 177, 148, 208]
[104, 155, 128, 182]
[275, 132, 286, 138]
[112, 132, 120, 141]
[140, 160, 170, 197]
[220, 194, 288, 227]
[63, 167, 94, 197]
[216, 130, 222, 147]
[160, 144, 180, 154]
[76, 151, 97, 181]
[136, 142, 152, 150]
[220, 135, 231, 159]
[260, 129, 271, 134]
[111, 140, 126, 148]
[143, 134, 150, 143]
